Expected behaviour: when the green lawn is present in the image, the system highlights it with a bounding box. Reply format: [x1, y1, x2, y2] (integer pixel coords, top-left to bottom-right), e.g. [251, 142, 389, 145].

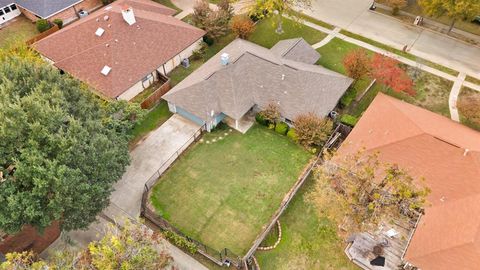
[255, 177, 357, 270]
[129, 100, 172, 146]
[317, 38, 452, 118]
[466, 76, 480, 86]
[248, 16, 328, 48]
[0, 16, 38, 49]
[150, 124, 312, 255]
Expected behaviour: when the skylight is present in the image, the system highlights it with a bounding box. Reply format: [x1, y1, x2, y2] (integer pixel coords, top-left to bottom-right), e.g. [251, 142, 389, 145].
[101, 65, 111, 76]
[95, 27, 105, 37]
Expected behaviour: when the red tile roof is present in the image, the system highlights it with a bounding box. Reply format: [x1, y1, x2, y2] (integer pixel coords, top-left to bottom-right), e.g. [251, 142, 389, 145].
[34, 0, 205, 99]
[337, 93, 480, 270]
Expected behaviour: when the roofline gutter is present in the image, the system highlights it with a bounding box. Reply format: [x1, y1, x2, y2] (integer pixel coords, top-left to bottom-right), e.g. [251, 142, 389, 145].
[16, 0, 84, 19]
[401, 211, 423, 265]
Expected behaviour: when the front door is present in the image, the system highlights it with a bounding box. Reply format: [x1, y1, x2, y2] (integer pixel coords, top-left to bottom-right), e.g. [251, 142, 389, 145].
[0, 4, 21, 25]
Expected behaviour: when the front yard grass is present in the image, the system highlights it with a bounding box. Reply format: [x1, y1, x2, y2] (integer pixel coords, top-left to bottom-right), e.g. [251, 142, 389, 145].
[248, 16, 328, 48]
[150, 124, 312, 255]
[0, 16, 37, 49]
[317, 38, 453, 118]
[255, 176, 357, 270]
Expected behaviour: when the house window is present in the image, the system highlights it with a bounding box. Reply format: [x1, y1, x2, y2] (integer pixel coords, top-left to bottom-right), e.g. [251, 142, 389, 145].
[0, 10, 4, 16]
[4, 6, 10, 13]
[10, 4, 17, 11]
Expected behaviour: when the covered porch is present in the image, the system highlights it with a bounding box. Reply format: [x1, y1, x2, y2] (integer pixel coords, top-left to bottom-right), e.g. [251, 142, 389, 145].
[223, 110, 255, 134]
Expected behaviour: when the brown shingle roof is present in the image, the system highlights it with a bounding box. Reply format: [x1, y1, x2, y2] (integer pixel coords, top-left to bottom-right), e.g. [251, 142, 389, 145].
[34, 0, 205, 99]
[337, 93, 480, 270]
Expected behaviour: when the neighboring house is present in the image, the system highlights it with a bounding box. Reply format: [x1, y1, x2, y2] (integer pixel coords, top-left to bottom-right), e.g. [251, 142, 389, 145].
[163, 38, 353, 132]
[0, 0, 101, 25]
[34, 0, 205, 101]
[338, 93, 480, 270]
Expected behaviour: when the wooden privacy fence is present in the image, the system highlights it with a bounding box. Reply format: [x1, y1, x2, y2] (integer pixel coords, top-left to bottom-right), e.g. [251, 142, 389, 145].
[26, 25, 59, 45]
[140, 74, 171, 109]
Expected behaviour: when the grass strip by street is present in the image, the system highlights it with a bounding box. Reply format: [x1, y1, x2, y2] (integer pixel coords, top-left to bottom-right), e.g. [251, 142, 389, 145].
[465, 76, 480, 86]
[290, 10, 335, 30]
[339, 29, 459, 77]
[150, 124, 312, 255]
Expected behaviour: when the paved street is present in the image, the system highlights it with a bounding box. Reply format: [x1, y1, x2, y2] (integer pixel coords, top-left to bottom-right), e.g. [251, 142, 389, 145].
[303, 0, 480, 77]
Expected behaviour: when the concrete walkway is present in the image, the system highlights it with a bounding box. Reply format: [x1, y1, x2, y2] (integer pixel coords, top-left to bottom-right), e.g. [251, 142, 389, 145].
[312, 26, 341, 49]
[449, 73, 466, 122]
[43, 115, 206, 270]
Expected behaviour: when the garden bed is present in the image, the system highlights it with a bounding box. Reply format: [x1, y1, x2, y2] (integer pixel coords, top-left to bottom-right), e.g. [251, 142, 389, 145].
[458, 87, 480, 131]
[149, 124, 312, 255]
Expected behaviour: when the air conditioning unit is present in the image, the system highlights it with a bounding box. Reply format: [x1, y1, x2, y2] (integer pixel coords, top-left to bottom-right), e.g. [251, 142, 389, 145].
[78, 10, 89, 18]
[181, 58, 190, 68]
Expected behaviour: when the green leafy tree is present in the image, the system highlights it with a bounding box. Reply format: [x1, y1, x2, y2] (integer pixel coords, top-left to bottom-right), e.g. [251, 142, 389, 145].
[293, 112, 332, 148]
[309, 150, 430, 235]
[0, 50, 140, 234]
[249, 0, 312, 34]
[0, 222, 173, 269]
[193, 0, 232, 40]
[419, 0, 480, 32]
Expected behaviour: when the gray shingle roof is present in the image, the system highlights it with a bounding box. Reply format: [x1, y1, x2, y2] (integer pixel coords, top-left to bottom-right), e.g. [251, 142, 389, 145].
[14, 0, 82, 18]
[270, 38, 321, 64]
[164, 38, 353, 122]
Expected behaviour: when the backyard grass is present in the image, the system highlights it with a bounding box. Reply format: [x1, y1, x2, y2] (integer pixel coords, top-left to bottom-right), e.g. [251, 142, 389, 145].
[458, 87, 480, 131]
[0, 16, 37, 49]
[255, 177, 357, 270]
[317, 38, 452, 118]
[339, 30, 459, 76]
[248, 16, 328, 48]
[129, 100, 172, 146]
[150, 124, 312, 255]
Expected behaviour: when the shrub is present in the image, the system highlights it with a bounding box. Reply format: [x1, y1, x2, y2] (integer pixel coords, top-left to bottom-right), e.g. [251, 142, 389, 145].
[36, 19, 51, 33]
[275, 122, 289, 135]
[287, 128, 298, 141]
[458, 91, 480, 126]
[259, 103, 280, 124]
[340, 88, 357, 108]
[163, 230, 197, 254]
[268, 123, 275, 129]
[53, 18, 63, 29]
[231, 15, 256, 39]
[384, 0, 407, 15]
[255, 113, 268, 126]
[340, 114, 358, 127]
[203, 35, 214, 46]
[294, 112, 333, 148]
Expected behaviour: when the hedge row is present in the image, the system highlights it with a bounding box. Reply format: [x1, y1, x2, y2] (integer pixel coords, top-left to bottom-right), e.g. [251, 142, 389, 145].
[256, 113, 298, 141]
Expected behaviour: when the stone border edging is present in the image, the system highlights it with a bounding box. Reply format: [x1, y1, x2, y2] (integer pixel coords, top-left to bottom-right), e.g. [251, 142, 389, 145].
[257, 220, 282, 251]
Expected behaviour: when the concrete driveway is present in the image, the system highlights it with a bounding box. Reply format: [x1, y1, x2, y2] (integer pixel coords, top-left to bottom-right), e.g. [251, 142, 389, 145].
[109, 114, 201, 219]
[303, 0, 480, 77]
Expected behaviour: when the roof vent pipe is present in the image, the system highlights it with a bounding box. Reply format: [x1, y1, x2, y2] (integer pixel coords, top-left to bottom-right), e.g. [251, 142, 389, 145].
[221, 53, 229, 66]
[464, 149, 469, 156]
[121, 5, 136, 25]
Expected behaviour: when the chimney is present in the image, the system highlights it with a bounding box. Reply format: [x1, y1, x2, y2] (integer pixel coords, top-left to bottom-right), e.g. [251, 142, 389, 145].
[221, 53, 229, 66]
[121, 5, 136, 25]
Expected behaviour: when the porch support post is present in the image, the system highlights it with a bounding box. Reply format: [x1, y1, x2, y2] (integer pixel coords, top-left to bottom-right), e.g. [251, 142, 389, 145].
[235, 119, 239, 130]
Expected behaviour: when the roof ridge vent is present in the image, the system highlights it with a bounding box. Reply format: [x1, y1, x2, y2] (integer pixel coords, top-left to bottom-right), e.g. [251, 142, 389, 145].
[101, 65, 111, 76]
[95, 27, 105, 37]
